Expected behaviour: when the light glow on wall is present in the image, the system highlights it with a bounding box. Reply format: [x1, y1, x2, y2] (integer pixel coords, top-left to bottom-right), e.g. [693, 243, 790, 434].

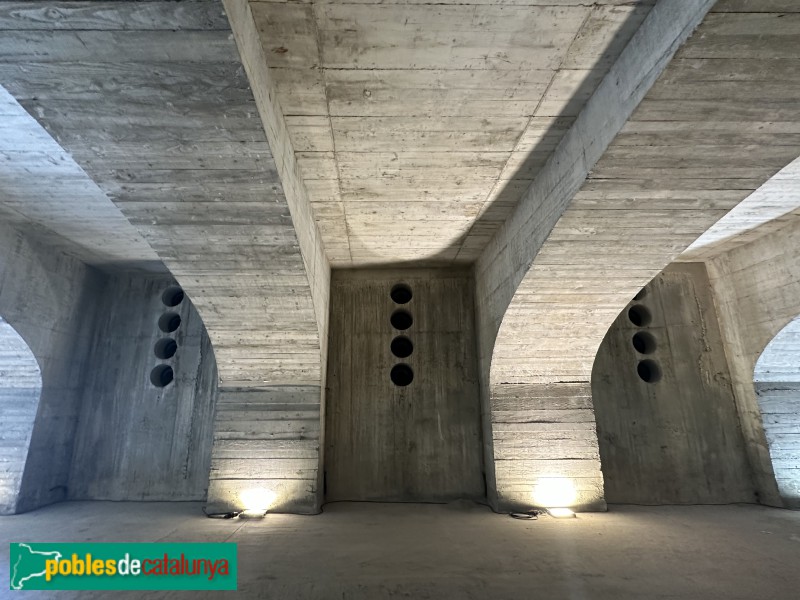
[239, 487, 277, 517]
[532, 476, 577, 508]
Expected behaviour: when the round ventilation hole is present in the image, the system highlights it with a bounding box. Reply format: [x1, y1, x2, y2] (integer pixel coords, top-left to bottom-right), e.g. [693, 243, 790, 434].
[627, 305, 652, 327]
[161, 285, 185, 307]
[154, 338, 178, 360]
[158, 312, 182, 333]
[631, 331, 657, 355]
[390, 309, 413, 330]
[150, 365, 174, 388]
[390, 364, 414, 387]
[391, 336, 414, 358]
[390, 283, 413, 305]
[637, 359, 662, 384]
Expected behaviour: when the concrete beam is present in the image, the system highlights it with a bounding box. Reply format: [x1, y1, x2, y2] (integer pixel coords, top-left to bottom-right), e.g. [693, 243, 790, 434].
[475, 0, 716, 511]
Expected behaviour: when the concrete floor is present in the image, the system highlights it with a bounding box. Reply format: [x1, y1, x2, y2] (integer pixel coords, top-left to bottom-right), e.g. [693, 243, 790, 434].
[1, 501, 799, 599]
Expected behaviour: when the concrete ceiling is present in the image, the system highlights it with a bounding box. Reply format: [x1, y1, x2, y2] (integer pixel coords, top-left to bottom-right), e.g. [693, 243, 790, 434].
[250, 0, 655, 266]
[489, 2, 800, 385]
[0, 0, 323, 387]
[0, 85, 162, 271]
[679, 156, 800, 261]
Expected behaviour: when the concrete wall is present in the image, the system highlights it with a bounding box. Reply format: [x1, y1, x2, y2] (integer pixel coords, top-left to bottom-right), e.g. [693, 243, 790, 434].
[0, 222, 101, 513]
[325, 269, 484, 502]
[755, 317, 800, 508]
[0, 221, 220, 512]
[68, 274, 218, 501]
[200, 0, 331, 516]
[708, 220, 800, 508]
[592, 263, 754, 504]
[0, 317, 42, 514]
[474, 0, 713, 511]
[475, 0, 800, 512]
[0, 0, 330, 516]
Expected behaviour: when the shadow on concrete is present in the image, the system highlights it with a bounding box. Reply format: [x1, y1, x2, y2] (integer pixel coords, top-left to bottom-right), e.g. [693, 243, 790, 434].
[341, 3, 655, 269]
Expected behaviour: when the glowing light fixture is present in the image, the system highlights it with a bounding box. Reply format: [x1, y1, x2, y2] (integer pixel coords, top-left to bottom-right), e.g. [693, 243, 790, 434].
[239, 488, 277, 519]
[547, 507, 576, 519]
[532, 476, 577, 508]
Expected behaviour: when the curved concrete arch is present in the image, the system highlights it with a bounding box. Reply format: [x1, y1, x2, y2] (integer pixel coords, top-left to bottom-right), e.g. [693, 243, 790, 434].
[754, 316, 800, 508]
[0, 0, 330, 514]
[754, 317, 800, 385]
[703, 216, 800, 508]
[480, 2, 800, 511]
[0, 317, 42, 514]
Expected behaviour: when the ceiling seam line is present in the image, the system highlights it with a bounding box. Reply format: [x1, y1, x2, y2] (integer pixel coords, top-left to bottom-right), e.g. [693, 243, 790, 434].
[309, 1, 353, 266]
[453, 8, 593, 262]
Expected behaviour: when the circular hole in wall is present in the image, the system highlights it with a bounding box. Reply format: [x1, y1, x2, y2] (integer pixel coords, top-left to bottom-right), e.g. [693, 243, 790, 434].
[391, 336, 414, 358]
[158, 312, 182, 333]
[390, 363, 414, 387]
[633, 288, 647, 301]
[150, 365, 174, 388]
[154, 338, 178, 360]
[161, 285, 185, 307]
[390, 283, 413, 305]
[390, 309, 413, 330]
[627, 305, 652, 327]
[631, 331, 657, 355]
[637, 359, 662, 384]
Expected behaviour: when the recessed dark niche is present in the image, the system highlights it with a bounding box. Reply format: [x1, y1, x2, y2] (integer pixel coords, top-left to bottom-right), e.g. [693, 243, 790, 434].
[390, 283, 413, 305]
[637, 359, 662, 384]
[162, 285, 185, 307]
[154, 338, 178, 360]
[150, 365, 174, 388]
[158, 312, 182, 333]
[390, 309, 413, 330]
[633, 288, 647, 301]
[631, 331, 657, 355]
[390, 364, 414, 387]
[628, 305, 652, 327]
[391, 336, 414, 358]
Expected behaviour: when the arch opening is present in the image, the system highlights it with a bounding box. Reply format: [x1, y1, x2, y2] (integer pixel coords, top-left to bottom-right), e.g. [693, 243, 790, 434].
[754, 315, 800, 509]
[0, 317, 42, 514]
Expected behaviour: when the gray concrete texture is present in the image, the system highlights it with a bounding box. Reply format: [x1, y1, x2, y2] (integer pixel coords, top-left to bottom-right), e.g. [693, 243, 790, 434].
[708, 219, 800, 509]
[0, 0, 799, 522]
[0, 221, 219, 513]
[325, 269, 483, 503]
[1, 501, 800, 599]
[755, 317, 800, 507]
[0, 222, 103, 514]
[593, 263, 754, 505]
[0, 317, 41, 514]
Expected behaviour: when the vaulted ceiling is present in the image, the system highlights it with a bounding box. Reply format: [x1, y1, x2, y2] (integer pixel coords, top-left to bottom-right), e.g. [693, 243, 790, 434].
[1, 0, 797, 279]
[249, 0, 655, 265]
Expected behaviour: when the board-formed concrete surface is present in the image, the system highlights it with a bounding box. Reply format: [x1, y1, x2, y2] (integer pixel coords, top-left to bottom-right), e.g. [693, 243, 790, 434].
[0, 0, 329, 514]
[480, 0, 800, 512]
[241, 0, 656, 265]
[1, 501, 799, 599]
